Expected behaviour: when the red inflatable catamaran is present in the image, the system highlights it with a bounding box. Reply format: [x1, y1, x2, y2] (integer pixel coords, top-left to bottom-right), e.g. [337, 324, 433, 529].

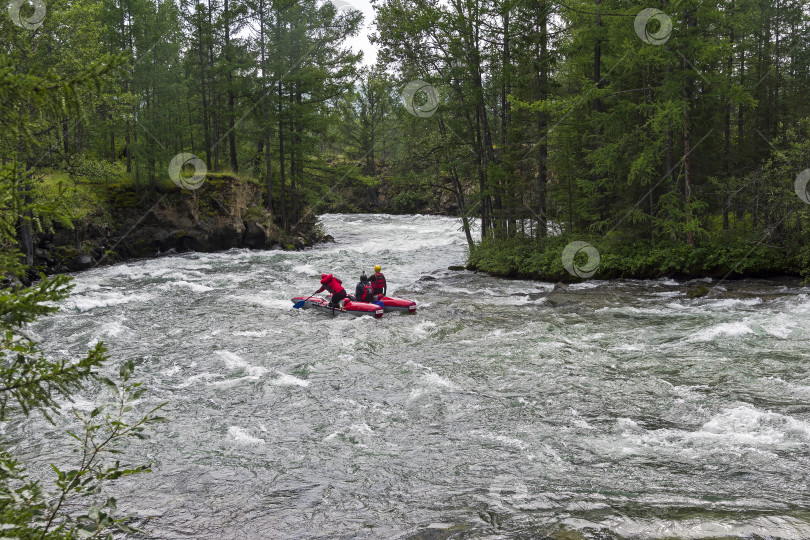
[372, 296, 417, 314]
[291, 294, 417, 317]
[329, 294, 417, 314]
[291, 296, 384, 318]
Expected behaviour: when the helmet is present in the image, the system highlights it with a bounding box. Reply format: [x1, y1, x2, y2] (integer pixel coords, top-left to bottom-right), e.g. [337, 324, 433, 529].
[374, 265, 381, 273]
[360, 272, 368, 282]
[321, 273, 328, 280]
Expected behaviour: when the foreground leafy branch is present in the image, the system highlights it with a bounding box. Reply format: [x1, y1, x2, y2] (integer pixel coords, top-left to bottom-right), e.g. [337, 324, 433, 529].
[0, 274, 166, 538]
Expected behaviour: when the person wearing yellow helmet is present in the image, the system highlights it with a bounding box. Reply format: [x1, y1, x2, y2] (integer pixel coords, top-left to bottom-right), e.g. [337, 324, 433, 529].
[370, 265, 387, 299]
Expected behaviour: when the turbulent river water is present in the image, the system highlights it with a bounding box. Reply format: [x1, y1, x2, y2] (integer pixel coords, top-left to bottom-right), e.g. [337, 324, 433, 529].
[17, 214, 810, 539]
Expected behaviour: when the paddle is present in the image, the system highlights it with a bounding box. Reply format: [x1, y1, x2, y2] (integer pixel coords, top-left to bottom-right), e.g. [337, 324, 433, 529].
[293, 292, 319, 309]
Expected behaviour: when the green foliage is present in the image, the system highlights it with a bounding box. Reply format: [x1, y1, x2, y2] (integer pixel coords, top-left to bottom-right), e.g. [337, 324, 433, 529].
[1, 4, 166, 537]
[391, 191, 430, 214]
[469, 233, 810, 282]
[0, 359, 165, 539]
[0, 270, 166, 538]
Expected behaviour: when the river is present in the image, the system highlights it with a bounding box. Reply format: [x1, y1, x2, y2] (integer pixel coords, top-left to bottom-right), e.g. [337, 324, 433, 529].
[20, 213, 810, 539]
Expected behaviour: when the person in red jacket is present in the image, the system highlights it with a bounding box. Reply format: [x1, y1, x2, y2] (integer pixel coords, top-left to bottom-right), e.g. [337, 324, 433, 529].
[369, 264, 387, 300]
[316, 273, 347, 308]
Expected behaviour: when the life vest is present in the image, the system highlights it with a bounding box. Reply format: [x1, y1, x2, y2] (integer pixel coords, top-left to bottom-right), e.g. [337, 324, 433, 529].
[359, 282, 374, 302]
[370, 272, 386, 295]
[320, 274, 344, 294]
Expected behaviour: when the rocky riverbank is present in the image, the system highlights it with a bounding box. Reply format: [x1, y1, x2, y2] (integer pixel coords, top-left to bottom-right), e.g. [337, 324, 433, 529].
[30, 174, 325, 275]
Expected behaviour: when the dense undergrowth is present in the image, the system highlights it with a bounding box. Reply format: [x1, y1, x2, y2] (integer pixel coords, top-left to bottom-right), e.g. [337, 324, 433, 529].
[468, 234, 810, 282]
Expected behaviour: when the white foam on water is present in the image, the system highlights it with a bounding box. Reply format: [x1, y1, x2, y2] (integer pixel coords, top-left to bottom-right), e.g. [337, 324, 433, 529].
[566, 281, 607, 290]
[478, 432, 528, 451]
[161, 365, 181, 377]
[292, 263, 318, 275]
[159, 280, 213, 293]
[162, 270, 207, 281]
[607, 514, 810, 539]
[176, 372, 223, 388]
[650, 291, 681, 297]
[65, 291, 154, 312]
[612, 343, 645, 351]
[613, 404, 810, 457]
[98, 320, 129, 337]
[229, 295, 297, 311]
[227, 426, 265, 445]
[232, 330, 268, 337]
[655, 278, 680, 286]
[422, 372, 457, 389]
[692, 321, 754, 341]
[616, 417, 643, 432]
[214, 350, 267, 378]
[68, 396, 97, 412]
[611, 305, 677, 316]
[759, 312, 796, 338]
[782, 293, 810, 314]
[411, 321, 437, 338]
[272, 373, 310, 387]
[498, 295, 534, 305]
[349, 423, 373, 435]
[698, 404, 810, 445]
[705, 297, 763, 308]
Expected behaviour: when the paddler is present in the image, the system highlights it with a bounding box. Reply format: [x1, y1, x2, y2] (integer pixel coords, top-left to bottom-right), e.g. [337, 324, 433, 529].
[369, 264, 387, 300]
[354, 272, 375, 303]
[316, 273, 347, 308]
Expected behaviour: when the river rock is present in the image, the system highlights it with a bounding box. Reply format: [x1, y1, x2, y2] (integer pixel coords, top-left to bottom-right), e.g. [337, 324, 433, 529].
[686, 284, 709, 299]
[242, 221, 269, 249]
[34, 248, 53, 262]
[447, 265, 466, 271]
[71, 254, 95, 270]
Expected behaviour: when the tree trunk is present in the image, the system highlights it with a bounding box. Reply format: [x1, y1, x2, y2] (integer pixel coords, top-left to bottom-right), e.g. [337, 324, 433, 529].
[723, 0, 734, 232]
[535, 0, 552, 238]
[197, 9, 212, 170]
[259, 0, 272, 213]
[683, 49, 694, 246]
[207, 0, 219, 171]
[224, 0, 238, 172]
[278, 79, 287, 230]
